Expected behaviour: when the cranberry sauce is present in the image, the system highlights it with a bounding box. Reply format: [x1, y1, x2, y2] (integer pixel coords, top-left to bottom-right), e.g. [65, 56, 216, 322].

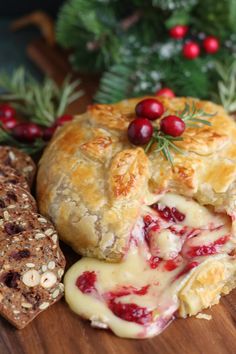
[108, 301, 152, 325]
[175, 261, 199, 279]
[104, 284, 152, 325]
[151, 204, 185, 223]
[187, 235, 229, 258]
[76, 271, 97, 294]
[148, 256, 161, 269]
[105, 285, 149, 301]
[164, 259, 179, 271]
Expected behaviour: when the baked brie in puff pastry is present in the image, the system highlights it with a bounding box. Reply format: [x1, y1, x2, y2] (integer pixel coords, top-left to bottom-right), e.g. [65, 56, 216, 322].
[37, 97, 236, 338]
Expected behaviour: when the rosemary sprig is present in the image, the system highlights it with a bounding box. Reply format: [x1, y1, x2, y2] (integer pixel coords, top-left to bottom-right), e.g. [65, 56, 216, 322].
[215, 60, 236, 113]
[145, 129, 185, 166]
[0, 67, 83, 127]
[178, 102, 214, 127]
[145, 102, 215, 165]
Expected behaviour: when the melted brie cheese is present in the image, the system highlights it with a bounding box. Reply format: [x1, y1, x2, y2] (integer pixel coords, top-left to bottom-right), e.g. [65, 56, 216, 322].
[64, 193, 236, 338]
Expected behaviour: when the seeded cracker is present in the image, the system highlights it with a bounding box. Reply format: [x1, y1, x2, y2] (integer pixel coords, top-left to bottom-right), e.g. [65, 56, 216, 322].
[0, 146, 36, 186]
[0, 183, 37, 211]
[0, 229, 65, 329]
[0, 210, 57, 242]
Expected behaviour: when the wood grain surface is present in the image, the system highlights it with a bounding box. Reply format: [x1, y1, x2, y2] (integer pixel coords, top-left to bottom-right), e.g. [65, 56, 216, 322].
[0, 39, 235, 354]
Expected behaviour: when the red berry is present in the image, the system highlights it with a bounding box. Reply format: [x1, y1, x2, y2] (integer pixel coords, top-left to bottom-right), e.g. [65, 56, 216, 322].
[152, 204, 186, 222]
[0, 117, 18, 130]
[76, 271, 97, 294]
[203, 36, 220, 54]
[149, 256, 161, 269]
[43, 126, 57, 141]
[135, 98, 164, 120]
[12, 122, 43, 142]
[156, 88, 175, 98]
[108, 300, 152, 325]
[169, 25, 188, 40]
[128, 118, 153, 145]
[164, 259, 178, 271]
[56, 114, 73, 126]
[183, 41, 200, 59]
[0, 104, 16, 119]
[160, 115, 185, 137]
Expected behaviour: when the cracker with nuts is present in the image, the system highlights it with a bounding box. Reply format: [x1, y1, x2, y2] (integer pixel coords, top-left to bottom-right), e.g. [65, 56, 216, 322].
[0, 146, 36, 186]
[0, 228, 65, 329]
[0, 183, 37, 211]
[0, 164, 30, 192]
[0, 146, 65, 329]
[0, 210, 57, 242]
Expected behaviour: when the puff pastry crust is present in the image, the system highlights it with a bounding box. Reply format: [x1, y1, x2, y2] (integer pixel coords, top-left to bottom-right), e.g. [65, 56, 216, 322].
[37, 96, 236, 261]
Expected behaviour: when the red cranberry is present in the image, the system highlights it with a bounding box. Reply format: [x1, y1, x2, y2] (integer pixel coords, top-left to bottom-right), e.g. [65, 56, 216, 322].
[4, 223, 24, 235]
[149, 256, 161, 269]
[11, 249, 31, 260]
[203, 36, 220, 54]
[183, 41, 200, 59]
[6, 191, 17, 201]
[0, 117, 18, 130]
[156, 87, 175, 98]
[76, 271, 97, 294]
[151, 204, 185, 223]
[135, 98, 164, 120]
[128, 118, 153, 145]
[56, 114, 73, 126]
[12, 123, 43, 142]
[171, 207, 185, 222]
[160, 115, 185, 137]
[43, 126, 57, 141]
[0, 104, 16, 119]
[143, 215, 153, 226]
[164, 259, 178, 271]
[169, 25, 188, 40]
[156, 206, 175, 222]
[108, 300, 152, 325]
[2, 271, 20, 288]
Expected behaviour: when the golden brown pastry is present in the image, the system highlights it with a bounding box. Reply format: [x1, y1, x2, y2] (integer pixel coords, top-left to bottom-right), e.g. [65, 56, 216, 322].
[37, 96, 236, 261]
[37, 96, 236, 338]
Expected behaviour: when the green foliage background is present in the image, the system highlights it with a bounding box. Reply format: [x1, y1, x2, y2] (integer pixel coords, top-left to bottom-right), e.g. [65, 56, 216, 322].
[56, 0, 236, 103]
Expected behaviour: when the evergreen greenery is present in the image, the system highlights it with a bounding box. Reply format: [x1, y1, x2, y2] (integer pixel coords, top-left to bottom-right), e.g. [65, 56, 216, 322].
[56, 0, 236, 107]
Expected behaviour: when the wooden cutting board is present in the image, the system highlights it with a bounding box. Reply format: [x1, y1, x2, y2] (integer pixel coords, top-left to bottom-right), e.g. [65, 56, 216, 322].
[0, 39, 235, 354]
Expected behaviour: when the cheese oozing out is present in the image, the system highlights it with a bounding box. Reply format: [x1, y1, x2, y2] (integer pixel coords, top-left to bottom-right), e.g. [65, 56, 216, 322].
[64, 193, 236, 339]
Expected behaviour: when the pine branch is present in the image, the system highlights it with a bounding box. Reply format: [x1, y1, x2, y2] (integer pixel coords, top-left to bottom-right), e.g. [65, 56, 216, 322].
[95, 38, 211, 103]
[152, 0, 197, 10]
[56, 0, 120, 71]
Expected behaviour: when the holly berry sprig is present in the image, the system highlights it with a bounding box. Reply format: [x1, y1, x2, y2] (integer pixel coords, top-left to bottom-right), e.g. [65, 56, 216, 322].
[127, 97, 215, 165]
[0, 68, 83, 154]
[168, 24, 220, 60]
